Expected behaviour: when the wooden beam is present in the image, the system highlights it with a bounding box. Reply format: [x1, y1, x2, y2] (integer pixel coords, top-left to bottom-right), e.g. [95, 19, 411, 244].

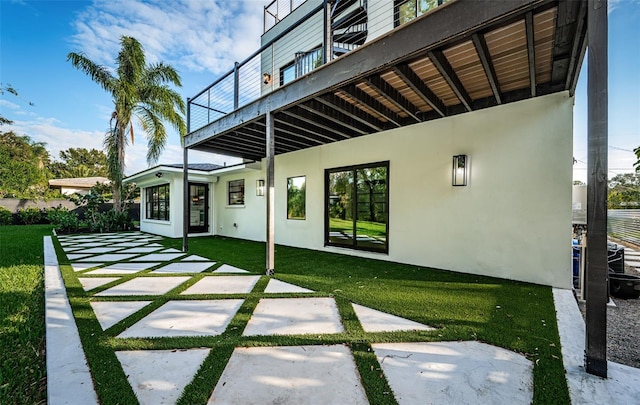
[274, 114, 346, 145]
[428, 50, 473, 111]
[566, 0, 588, 95]
[392, 64, 447, 117]
[585, 0, 608, 379]
[365, 75, 422, 122]
[265, 110, 275, 276]
[471, 33, 503, 104]
[525, 12, 537, 97]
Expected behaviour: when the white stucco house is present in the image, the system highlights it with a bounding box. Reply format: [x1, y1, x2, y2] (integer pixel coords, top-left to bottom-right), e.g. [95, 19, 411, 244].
[48, 177, 110, 196]
[127, 0, 589, 289]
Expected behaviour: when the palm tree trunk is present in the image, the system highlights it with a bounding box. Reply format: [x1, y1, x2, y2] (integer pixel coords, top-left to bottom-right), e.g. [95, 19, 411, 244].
[112, 125, 125, 213]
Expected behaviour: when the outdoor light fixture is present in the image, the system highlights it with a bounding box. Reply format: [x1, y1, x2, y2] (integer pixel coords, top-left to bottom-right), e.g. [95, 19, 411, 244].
[263, 73, 272, 85]
[452, 155, 468, 186]
[155, 172, 163, 178]
[256, 179, 266, 196]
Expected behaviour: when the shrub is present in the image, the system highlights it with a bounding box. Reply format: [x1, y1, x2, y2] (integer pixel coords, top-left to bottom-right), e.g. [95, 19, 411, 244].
[46, 206, 80, 234]
[89, 209, 133, 233]
[17, 207, 42, 225]
[0, 207, 12, 225]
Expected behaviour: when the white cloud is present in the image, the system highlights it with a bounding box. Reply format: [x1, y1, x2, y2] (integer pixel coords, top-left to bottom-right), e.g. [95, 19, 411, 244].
[68, 0, 264, 76]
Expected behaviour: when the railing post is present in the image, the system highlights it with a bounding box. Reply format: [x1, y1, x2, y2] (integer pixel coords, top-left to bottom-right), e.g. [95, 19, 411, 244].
[182, 98, 191, 253]
[233, 62, 240, 110]
[323, 0, 334, 65]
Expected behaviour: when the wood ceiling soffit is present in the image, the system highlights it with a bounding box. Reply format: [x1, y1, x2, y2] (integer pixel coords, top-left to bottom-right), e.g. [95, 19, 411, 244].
[365, 76, 422, 122]
[356, 82, 408, 118]
[380, 70, 432, 113]
[427, 50, 473, 112]
[334, 91, 390, 123]
[341, 85, 404, 127]
[392, 64, 446, 117]
[316, 94, 387, 132]
[442, 40, 493, 101]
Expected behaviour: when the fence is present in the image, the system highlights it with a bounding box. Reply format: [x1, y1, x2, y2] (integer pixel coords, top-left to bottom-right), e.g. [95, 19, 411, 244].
[608, 209, 640, 246]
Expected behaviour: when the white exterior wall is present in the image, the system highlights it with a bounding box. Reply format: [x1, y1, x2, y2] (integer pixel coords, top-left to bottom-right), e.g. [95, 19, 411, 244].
[215, 92, 574, 287]
[213, 170, 266, 241]
[136, 171, 216, 238]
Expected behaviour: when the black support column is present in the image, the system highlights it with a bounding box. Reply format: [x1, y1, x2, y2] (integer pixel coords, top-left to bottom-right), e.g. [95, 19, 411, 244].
[585, 0, 608, 378]
[266, 109, 275, 276]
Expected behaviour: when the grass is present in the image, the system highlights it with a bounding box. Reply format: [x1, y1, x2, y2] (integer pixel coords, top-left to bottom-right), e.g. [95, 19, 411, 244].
[4, 228, 570, 404]
[330, 217, 386, 238]
[0, 224, 53, 405]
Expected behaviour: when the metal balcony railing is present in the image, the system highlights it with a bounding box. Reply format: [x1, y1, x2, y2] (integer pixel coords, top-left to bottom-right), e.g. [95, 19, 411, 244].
[188, 0, 449, 135]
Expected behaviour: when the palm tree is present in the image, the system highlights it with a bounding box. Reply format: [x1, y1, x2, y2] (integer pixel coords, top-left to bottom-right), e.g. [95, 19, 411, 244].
[67, 36, 186, 211]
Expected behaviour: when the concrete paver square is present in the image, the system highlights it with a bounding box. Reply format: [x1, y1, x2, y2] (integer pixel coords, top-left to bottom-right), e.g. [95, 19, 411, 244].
[181, 276, 260, 295]
[208, 345, 368, 405]
[212, 264, 250, 273]
[117, 349, 210, 405]
[150, 262, 217, 274]
[181, 255, 210, 261]
[95, 277, 190, 296]
[73, 242, 109, 247]
[62, 247, 83, 252]
[77, 253, 140, 262]
[118, 299, 244, 338]
[352, 303, 434, 333]
[109, 241, 149, 247]
[243, 297, 344, 336]
[372, 341, 533, 405]
[117, 246, 164, 254]
[71, 263, 104, 272]
[67, 254, 93, 260]
[160, 248, 182, 253]
[72, 247, 122, 254]
[78, 277, 120, 291]
[625, 260, 640, 267]
[90, 301, 151, 330]
[264, 279, 314, 293]
[130, 253, 185, 262]
[85, 262, 161, 275]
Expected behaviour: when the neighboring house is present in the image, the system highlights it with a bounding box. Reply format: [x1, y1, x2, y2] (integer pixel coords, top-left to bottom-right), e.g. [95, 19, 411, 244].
[48, 177, 110, 196]
[134, 0, 589, 288]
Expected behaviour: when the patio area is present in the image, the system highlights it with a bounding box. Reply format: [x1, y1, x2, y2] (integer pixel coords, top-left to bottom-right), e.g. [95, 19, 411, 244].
[45, 232, 640, 404]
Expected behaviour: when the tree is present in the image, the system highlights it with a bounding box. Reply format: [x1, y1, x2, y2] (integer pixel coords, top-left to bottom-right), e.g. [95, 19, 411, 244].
[0, 131, 52, 198]
[67, 36, 186, 211]
[634, 146, 639, 172]
[49, 148, 108, 178]
[608, 173, 640, 208]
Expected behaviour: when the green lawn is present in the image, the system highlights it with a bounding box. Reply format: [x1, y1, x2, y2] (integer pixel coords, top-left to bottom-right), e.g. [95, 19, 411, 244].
[1, 228, 570, 404]
[0, 224, 52, 405]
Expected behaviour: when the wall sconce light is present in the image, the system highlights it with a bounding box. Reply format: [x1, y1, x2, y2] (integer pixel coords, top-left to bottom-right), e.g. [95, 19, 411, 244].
[155, 172, 163, 178]
[263, 73, 272, 85]
[256, 179, 266, 196]
[452, 155, 468, 186]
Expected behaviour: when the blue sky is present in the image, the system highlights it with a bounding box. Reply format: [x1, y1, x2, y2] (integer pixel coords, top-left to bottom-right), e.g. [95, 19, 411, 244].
[1, 0, 638, 180]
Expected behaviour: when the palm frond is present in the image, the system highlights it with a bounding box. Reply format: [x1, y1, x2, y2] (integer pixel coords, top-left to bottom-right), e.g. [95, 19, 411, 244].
[66, 52, 115, 92]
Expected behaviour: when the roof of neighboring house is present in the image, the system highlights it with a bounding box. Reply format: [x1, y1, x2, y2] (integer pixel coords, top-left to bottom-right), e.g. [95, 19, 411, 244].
[48, 177, 110, 188]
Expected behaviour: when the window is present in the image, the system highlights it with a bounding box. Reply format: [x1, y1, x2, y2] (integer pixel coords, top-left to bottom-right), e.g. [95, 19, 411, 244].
[279, 62, 295, 86]
[325, 162, 389, 253]
[228, 179, 245, 205]
[295, 47, 323, 77]
[145, 184, 170, 221]
[394, 0, 444, 27]
[287, 176, 306, 220]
